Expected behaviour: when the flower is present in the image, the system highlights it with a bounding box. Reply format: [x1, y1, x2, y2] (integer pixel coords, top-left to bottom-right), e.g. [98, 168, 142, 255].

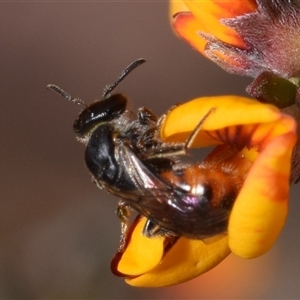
[172, 0, 300, 79]
[111, 96, 297, 287]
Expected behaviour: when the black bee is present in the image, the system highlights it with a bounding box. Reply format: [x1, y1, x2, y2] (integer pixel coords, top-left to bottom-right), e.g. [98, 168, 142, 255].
[47, 59, 243, 241]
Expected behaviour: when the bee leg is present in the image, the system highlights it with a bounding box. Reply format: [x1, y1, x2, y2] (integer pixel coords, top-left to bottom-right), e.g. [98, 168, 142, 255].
[143, 219, 179, 239]
[137, 107, 158, 125]
[116, 201, 131, 252]
[148, 108, 216, 159]
[142, 219, 162, 238]
[185, 108, 216, 149]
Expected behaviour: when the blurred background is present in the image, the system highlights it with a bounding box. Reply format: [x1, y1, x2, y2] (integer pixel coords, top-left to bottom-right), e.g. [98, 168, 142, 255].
[1, 1, 300, 299]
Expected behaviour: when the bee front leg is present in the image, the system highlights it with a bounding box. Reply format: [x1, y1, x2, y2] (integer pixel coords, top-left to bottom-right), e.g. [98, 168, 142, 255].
[143, 219, 179, 239]
[116, 201, 131, 252]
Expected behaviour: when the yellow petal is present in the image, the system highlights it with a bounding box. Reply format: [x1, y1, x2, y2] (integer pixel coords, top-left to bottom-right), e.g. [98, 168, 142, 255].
[115, 96, 296, 287]
[126, 231, 230, 287]
[161, 95, 281, 147]
[114, 218, 164, 276]
[229, 131, 296, 258]
[161, 96, 297, 258]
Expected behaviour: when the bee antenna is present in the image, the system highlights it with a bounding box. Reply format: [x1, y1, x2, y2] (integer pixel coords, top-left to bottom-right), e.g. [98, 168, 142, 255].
[102, 58, 146, 99]
[47, 84, 87, 107]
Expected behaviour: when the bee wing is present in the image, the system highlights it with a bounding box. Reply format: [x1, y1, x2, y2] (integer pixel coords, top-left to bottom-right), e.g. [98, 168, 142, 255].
[111, 144, 174, 213]
[119, 146, 167, 190]
[113, 144, 230, 239]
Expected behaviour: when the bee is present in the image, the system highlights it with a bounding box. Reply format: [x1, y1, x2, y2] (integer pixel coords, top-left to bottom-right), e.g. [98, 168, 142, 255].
[47, 59, 244, 241]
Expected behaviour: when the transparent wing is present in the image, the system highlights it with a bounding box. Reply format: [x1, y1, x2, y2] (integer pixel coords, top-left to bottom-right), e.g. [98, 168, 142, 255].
[107, 144, 230, 239]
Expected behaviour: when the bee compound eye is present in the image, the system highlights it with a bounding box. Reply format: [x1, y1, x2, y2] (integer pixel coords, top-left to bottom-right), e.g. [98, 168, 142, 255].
[73, 94, 128, 137]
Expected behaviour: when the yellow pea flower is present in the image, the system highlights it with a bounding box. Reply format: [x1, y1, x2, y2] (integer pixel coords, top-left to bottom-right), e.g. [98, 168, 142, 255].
[111, 96, 297, 287]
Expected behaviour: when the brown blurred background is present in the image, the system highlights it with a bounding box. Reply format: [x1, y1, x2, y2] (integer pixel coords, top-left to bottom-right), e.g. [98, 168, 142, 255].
[1, 2, 300, 299]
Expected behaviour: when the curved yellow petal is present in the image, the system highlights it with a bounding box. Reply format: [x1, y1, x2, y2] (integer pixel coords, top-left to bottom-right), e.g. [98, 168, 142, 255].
[115, 218, 164, 276]
[161, 95, 281, 147]
[229, 131, 296, 258]
[161, 96, 297, 259]
[173, 12, 207, 54]
[126, 231, 230, 287]
[114, 96, 296, 287]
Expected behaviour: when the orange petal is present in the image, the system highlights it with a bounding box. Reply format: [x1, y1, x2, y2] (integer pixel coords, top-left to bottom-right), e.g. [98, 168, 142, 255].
[169, 0, 189, 19]
[114, 218, 164, 276]
[173, 12, 207, 54]
[161, 96, 297, 258]
[229, 130, 296, 258]
[182, 0, 257, 49]
[126, 228, 230, 287]
[115, 96, 296, 287]
[161, 95, 281, 147]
